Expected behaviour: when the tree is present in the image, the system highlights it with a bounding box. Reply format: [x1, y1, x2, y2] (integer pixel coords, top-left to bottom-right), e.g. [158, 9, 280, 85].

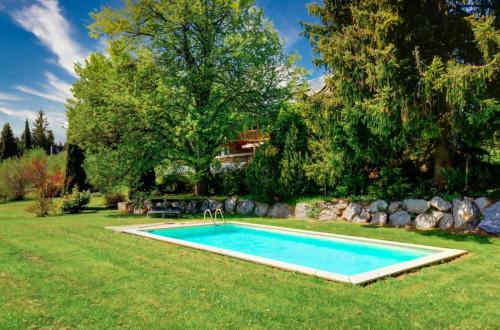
[0, 123, 19, 159]
[46, 130, 55, 154]
[279, 123, 309, 198]
[32, 110, 49, 153]
[303, 0, 499, 192]
[64, 142, 88, 194]
[20, 118, 32, 153]
[81, 0, 296, 195]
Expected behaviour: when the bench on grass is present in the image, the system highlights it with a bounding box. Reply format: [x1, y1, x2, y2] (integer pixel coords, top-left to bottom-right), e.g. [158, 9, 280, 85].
[147, 199, 181, 219]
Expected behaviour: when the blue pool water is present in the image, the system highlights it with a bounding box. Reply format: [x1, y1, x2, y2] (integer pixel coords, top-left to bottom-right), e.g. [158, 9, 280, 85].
[147, 224, 432, 276]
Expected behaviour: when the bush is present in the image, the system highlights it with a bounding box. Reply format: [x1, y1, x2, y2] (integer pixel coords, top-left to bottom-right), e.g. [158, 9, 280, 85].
[245, 144, 280, 202]
[104, 192, 126, 208]
[210, 162, 246, 196]
[367, 167, 411, 200]
[61, 187, 91, 213]
[0, 156, 31, 200]
[28, 154, 64, 217]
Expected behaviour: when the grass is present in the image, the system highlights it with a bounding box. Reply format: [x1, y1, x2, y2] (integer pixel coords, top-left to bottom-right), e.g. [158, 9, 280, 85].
[1, 198, 499, 329]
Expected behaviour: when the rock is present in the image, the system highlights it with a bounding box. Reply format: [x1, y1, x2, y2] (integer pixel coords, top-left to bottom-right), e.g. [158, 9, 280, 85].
[352, 208, 371, 223]
[403, 199, 429, 214]
[342, 203, 362, 221]
[453, 199, 481, 229]
[185, 200, 198, 213]
[267, 203, 293, 218]
[201, 199, 223, 212]
[368, 199, 388, 213]
[415, 213, 440, 230]
[370, 212, 388, 226]
[474, 197, 491, 215]
[254, 203, 269, 217]
[236, 200, 255, 215]
[224, 196, 238, 213]
[432, 211, 445, 222]
[318, 208, 341, 221]
[117, 202, 130, 212]
[334, 200, 349, 210]
[429, 196, 452, 212]
[295, 203, 311, 220]
[439, 213, 454, 230]
[176, 200, 187, 213]
[388, 201, 403, 214]
[389, 210, 412, 227]
[478, 201, 500, 235]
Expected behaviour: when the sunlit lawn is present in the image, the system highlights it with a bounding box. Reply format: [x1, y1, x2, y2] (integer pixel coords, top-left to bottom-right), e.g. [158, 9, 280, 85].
[1, 198, 499, 329]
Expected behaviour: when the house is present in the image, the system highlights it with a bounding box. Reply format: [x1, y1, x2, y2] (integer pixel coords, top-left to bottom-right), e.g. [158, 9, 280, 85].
[216, 129, 268, 164]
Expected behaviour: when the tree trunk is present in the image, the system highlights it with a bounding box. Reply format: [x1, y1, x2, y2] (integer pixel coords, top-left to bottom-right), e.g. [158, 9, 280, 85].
[194, 177, 208, 196]
[433, 134, 452, 190]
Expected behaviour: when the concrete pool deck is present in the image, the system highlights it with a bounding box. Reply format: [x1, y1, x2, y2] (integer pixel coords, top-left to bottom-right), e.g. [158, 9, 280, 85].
[106, 221, 466, 284]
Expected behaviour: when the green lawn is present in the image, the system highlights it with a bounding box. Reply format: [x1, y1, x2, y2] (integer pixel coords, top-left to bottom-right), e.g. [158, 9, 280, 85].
[1, 198, 499, 329]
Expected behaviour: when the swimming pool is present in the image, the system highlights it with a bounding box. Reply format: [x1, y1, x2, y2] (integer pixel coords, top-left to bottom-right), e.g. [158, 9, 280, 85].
[116, 222, 465, 284]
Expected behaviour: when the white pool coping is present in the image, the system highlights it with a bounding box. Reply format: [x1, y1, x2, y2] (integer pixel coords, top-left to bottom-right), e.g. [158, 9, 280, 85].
[107, 221, 466, 284]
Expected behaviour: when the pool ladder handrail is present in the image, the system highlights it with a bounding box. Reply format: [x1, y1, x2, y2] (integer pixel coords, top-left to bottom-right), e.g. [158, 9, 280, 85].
[203, 209, 226, 225]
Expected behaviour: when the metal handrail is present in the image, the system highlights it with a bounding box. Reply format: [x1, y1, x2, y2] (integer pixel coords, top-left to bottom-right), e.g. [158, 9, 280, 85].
[203, 209, 215, 225]
[214, 208, 226, 225]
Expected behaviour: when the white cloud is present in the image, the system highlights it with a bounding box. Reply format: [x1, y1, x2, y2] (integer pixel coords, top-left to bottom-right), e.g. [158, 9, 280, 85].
[11, 0, 87, 77]
[0, 106, 39, 121]
[0, 92, 22, 101]
[15, 71, 72, 104]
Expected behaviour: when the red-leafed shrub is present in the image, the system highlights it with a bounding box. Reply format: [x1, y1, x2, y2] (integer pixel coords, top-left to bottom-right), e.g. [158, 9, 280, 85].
[28, 155, 64, 217]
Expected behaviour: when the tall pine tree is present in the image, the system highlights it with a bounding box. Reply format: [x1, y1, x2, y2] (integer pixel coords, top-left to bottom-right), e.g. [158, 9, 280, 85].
[0, 123, 19, 159]
[20, 118, 32, 153]
[32, 110, 49, 153]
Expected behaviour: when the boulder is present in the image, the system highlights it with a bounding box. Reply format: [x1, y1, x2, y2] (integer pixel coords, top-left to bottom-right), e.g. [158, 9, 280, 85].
[368, 199, 388, 213]
[415, 213, 440, 230]
[267, 203, 293, 218]
[236, 200, 255, 215]
[117, 202, 130, 212]
[453, 199, 481, 229]
[295, 203, 311, 220]
[254, 203, 269, 217]
[224, 196, 238, 213]
[388, 201, 403, 214]
[478, 201, 500, 235]
[429, 196, 452, 212]
[474, 197, 491, 215]
[352, 208, 371, 223]
[176, 200, 187, 213]
[201, 199, 223, 212]
[438, 213, 454, 230]
[342, 203, 362, 221]
[144, 200, 153, 211]
[389, 210, 412, 227]
[185, 200, 198, 213]
[334, 200, 349, 210]
[318, 208, 341, 221]
[403, 199, 429, 214]
[370, 212, 388, 226]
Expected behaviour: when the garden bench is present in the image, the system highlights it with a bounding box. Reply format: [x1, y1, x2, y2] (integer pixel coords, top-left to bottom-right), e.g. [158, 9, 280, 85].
[147, 199, 181, 219]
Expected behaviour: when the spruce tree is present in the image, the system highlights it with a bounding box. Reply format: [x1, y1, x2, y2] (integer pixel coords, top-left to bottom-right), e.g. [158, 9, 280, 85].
[0, 123, 19, 159]
[47, 130, 55, 154]
[20, 118, 32, 153]
[279, 124, 309, 198]
[64, 143, 88, 193]
[32, 110, 49, 152]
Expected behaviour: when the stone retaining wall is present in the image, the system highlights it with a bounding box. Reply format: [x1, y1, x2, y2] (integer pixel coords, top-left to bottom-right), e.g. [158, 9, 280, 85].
[128, 196, 499, 235]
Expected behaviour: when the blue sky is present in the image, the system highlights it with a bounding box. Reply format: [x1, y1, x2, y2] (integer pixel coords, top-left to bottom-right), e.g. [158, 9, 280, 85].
[0, 0, 323, 142]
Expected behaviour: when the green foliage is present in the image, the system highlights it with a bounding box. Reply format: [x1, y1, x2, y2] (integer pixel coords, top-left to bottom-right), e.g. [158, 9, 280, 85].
[32, 110, 52, 154]
[0, 123, 19, 159]
[64, 143, 87, 193]
[0, 156, 31, 200]
[61, 187, 91, 214]
[441, 167, 465, 194]
[103, 192, 126, 209]
[20, 119, 31, 153]
[303, 0, 499, 194]
[72, 0, 297, 195]
[367, 168, 412, 200]
[211, 164, 246, 196]
[155, 161, 194, 194]
[279, 124, 309, 198]
[245, 144, 280, 202]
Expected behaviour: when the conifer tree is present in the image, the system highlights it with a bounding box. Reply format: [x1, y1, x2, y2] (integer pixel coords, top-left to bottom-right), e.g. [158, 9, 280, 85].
[32, 110, 49, 153]
[0, 123, 19, 159]
[20, 118, 32, 153]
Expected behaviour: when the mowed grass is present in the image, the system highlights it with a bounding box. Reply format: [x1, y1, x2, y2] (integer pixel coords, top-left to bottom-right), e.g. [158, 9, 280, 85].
[0, 198, 499, 329]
